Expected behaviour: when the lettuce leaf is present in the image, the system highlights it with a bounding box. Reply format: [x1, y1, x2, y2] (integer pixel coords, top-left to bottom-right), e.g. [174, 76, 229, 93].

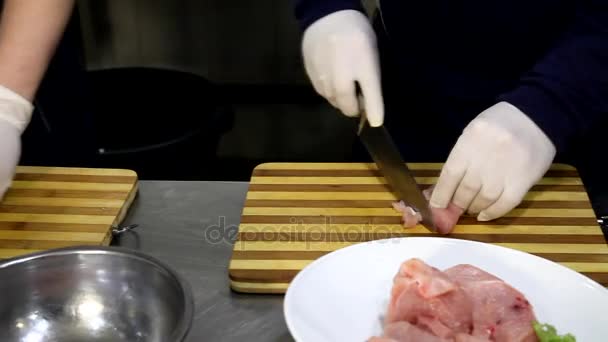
[533, 321, 576, 342]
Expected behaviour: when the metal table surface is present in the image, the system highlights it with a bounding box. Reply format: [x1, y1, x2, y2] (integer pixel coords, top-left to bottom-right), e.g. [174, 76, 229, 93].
[111, 181, 292, 342]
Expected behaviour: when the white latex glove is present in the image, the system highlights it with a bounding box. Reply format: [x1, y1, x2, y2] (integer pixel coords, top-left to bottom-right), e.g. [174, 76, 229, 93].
[0, 85, 34, 199]
[430, 101, 556, 221]
[301, 10, 384, 126]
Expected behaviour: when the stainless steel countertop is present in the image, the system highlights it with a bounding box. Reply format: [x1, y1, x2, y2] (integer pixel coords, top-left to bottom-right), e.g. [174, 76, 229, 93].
[111, 181, 292, 342]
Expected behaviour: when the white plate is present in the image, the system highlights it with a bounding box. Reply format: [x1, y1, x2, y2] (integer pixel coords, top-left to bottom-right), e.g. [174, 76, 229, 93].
[284, 237, 608, 342]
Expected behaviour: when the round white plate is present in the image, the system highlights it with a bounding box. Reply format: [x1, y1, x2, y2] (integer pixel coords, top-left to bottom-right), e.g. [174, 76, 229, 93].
[284, 237, 608, 342]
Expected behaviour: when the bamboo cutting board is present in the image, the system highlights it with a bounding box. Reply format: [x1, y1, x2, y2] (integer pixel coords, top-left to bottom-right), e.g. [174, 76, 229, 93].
[0, 166, 138, 259]
[229, 162, 607, 294]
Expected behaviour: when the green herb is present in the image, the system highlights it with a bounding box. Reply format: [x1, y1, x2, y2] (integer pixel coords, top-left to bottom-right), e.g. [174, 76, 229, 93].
[533, 321, 576, 342]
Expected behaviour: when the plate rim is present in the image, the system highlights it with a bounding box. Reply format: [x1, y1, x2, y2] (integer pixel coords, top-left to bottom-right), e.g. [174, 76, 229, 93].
[283, 236, 608, 342]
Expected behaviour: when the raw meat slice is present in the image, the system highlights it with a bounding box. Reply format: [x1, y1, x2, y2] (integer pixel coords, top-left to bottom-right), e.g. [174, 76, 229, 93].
[445, 265, 538, 342]
[395, 258, 457, 298]
[371, 259, 539, 342]
[466, 281, 537, 341]
[418, 316, 455, 338]
[369, 321, 452, 342]
[454, 334, 492, 342]
[444, 264, 501, 283]
[392, 185, 464, 234]
[392, 201, 423, 227]
[386, 259, 473, 335]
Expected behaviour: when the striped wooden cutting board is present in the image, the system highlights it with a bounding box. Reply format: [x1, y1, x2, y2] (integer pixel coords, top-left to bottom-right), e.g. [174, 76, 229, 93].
[229, 162, 607, 294]
[0, 166, 138, 259]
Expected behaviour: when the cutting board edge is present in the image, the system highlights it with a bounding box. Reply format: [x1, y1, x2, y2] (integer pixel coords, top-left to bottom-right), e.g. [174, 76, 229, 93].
[16, 166, 140, 177]
[102, 177, 140, 246]
[229, 279, 288, 294]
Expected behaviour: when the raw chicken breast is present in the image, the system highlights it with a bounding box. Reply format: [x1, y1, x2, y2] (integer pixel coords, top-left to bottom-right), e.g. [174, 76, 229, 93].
[443, 264, 501, 283]
[369, 321, 452, 342]
[395, 258, 457, 298]
[385, 259, 473, 336]
[454, 334, 493, 342]
[392, 185, 465, 234]
[445, 265, 538, 342]
[369, 259, 539, 342]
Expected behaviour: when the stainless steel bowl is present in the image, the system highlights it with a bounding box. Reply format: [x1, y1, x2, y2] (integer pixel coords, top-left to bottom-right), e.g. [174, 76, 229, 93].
[0, 246, 194, 342]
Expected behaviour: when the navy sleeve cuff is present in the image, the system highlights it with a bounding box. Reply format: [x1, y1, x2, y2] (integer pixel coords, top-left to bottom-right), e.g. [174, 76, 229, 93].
[498, 85, 574, 155]
[294, 0, 366, 32]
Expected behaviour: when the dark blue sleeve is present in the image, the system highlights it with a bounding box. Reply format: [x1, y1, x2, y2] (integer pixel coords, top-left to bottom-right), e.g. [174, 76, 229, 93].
[293, 0, 366, 31]
[498, 1, 608, 154]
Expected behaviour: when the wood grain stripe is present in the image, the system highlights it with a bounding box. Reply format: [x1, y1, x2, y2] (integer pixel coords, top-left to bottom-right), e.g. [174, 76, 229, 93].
[245, 191, 591, 201]
[250, 176, 583, 186]
[230, 251, 608, 263]
[0, 231, 105, 241]
[244, 199, 592, 209]
[494, 243, 608, 254]
[581, 273, 608, 285]
[560, 263, 608, 272]
[4, 189, 130, 199]
[247, 184, 585, 192]
[0, 239, 99, 250]
[230, 259, 311, 270]
[0, 197, 125, 208]
[253, 163, 577, 171]
[236, 232, 606, 244]
[232, 241, 608, 254]
[230, 259, 608, 273]
[240, 215, 598, 225]
[241, 207, 595, 218]
[229, 269, 300, 282]
[0, 205, 120, 216]
[0, 222, 110, 233]
[229, 269, 608, 285]
[10, 181, 134, 191]
[238, 224, 603, 235]
[252, 169, 579, 178]
[230, 281, 289, 294]
[13, 173, 136, 184]
[0, 249, 43, 258]
[16, 166, 137, 177]
[0, 213, 115, 225]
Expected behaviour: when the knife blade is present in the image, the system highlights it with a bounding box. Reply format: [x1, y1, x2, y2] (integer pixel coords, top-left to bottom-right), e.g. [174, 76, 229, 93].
[356, 96, 437, 233]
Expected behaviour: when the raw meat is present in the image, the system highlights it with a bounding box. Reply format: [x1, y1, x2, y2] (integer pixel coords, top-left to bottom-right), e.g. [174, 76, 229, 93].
[392, 185, 465, 234]
[385, 259, 473, 336]
[368, 259, 538, 342]
[443, 265, 501, 283]
[445, 266, 538, 342]
[369, 321, 452, 342]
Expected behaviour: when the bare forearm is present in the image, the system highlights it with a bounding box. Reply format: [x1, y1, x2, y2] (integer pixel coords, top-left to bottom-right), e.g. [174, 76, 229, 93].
[0, 0, 75, 101]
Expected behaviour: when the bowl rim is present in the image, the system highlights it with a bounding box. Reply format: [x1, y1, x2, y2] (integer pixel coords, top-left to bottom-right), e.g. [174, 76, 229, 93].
[0, 245, 195, 342]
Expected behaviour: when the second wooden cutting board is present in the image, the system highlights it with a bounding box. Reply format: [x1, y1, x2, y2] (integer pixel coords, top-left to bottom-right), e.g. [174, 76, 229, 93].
[229, 162, 607, 294]
[0, 166, 138, 259]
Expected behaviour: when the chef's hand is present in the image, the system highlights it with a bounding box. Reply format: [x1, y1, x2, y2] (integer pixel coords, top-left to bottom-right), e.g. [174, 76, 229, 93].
[430, 102, 556, 221]
[301, 10, 384, 127]
[0, 85, 34, 200]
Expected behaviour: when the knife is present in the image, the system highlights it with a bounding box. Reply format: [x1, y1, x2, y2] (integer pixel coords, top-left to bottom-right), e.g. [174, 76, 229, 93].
[355, 95, 437, 233]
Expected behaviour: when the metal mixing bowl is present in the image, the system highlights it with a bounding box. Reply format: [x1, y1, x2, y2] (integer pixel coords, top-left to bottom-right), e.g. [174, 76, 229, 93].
[0, 246, 194, 342]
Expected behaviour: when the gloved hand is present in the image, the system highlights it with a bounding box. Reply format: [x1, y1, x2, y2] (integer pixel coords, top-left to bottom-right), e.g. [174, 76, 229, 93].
[301, 10, 384, 127]
[0, 85, 34, 200]
[429, 101, 556, 221]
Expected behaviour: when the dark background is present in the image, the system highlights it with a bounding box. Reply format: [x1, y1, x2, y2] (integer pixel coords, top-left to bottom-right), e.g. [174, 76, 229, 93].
[18, 0, 608, 219]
